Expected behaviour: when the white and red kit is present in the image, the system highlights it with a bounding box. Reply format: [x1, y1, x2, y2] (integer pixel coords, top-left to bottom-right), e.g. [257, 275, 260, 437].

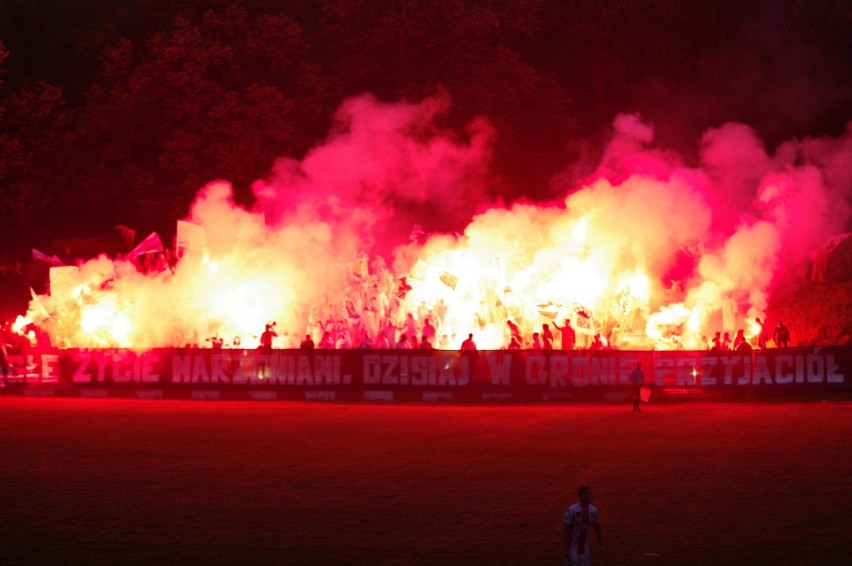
[562, 503, 599, 565]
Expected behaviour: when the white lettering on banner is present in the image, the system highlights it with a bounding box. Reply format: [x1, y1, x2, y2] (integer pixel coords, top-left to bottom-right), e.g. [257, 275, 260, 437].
[67, 352, 161, 383]
[662, 351, 847, 387]
[72, 354, 93, 382]
[411, 356, 430, 386]
[654, 356, 675, 387]
[526, 355, 545, 385]
[362, 354, 466, 387]
[41, 354, 59, 380]
[661, 354, 705, 387]
[439, 354, 460, 385]
[571, 355, 624, 387]
[826, 355, 844, 383]
[753, 356, 773, 384]
[296, 355, 312, 384]
[191, 355, 210, 383]
[210, 354, 231, 383]
[172, 354, 191, 383]
[721, 356, 745, 385]
[697, 356, 715, 386]
[71, 352, 111, 382]
[37, 349, 843, 389]
[807, 354, 824, 383]
[673, 357, 694, 386]
[113, 353, 132, 382]
[121, 352, 159, 383]
[487, 353, 512, 385]
[171, 353, 349, 385]
[618, 357, 639, 385]
[525, 354, 570, 387]
[550, 356, 570, 387]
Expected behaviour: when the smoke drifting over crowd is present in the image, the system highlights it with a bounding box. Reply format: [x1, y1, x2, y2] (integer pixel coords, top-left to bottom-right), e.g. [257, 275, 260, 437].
[17, 92, 852, 351]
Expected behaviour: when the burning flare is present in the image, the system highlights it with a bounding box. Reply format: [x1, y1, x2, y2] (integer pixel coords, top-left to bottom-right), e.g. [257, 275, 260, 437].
[16, 96, 852, 351]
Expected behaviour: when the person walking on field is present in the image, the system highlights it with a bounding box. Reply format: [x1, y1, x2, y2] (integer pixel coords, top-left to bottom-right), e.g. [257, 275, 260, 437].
[561, 486, 604, 566]
[630, 361, 645, 413]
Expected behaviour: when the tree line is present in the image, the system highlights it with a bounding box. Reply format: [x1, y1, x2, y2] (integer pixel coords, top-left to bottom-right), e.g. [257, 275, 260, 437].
[1, 0, 849, 255]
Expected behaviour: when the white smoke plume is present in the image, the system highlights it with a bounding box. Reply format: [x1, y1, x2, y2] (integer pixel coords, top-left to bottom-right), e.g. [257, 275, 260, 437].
[17, 95, 852, 350]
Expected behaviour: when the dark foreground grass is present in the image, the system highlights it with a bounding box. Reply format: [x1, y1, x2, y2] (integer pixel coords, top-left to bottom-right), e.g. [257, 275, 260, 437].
[1, 398, 850, 565]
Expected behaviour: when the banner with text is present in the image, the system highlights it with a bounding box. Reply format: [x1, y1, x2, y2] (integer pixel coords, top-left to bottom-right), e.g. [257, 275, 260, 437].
[5, 347, 850, 395]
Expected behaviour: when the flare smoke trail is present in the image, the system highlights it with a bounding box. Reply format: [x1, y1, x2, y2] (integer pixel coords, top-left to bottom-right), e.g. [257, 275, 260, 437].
[19, 92, 852, 350]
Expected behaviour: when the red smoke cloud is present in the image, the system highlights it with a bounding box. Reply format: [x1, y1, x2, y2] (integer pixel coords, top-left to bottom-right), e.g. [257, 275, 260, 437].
[17, 94, 852, 350]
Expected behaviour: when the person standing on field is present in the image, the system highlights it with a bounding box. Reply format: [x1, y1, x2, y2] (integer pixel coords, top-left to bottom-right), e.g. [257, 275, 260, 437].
[561, 486, 603, 566]
[630, 361, 645, 413]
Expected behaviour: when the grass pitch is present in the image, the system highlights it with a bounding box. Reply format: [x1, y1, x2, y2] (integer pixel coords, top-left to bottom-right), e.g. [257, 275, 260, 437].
[1, 398, 850, 565]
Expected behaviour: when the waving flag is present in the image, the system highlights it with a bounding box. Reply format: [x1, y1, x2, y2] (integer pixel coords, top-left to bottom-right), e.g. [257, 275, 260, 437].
[571, 304, 597, 336]
[32, 249, 63, 266]
[128, 232, 164, 258]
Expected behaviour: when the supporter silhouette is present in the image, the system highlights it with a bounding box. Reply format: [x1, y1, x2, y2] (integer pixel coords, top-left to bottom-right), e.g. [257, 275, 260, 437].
[396, 333, 411, 349]
[711, 332, 722, 351]
[732, 329, 747, 351]
[754, 318, 768, 348]
[300, 334, 315, 350]
[506, 320, 522, 349]
[259, 323, 277, 353]
[461, 333, 477, 351]
[773, 321, 791, 347]
[542, 323, 554, 350]
[554, 319, 576, 350]
[590, 333, 604, 351]
[531, 332, 542, 350]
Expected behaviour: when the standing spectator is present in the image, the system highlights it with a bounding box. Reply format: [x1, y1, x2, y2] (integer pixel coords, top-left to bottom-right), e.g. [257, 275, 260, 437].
[561, 486, 604, 566]
[542, 323, 554, 350]
[506, 320, 522, 349]
[773, 321, 791, 347]
[318, 331, 335, 349]
[259, 323, 277, 354]
[461, 333, 477, 351]
[554, 319, 576, 351]
[711, 331, 722, 351]
[629, 361, 645, 414]
[460, 332, 478, 378]
[531, 332, 542, 350]
[421, 317, 437, 344]
[378, 318, 399, 349]
[589, 334, 604, 351]
[404, 313, 419, 341]
[732, 329, 747, 351]
[755, 318, 768, 349]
